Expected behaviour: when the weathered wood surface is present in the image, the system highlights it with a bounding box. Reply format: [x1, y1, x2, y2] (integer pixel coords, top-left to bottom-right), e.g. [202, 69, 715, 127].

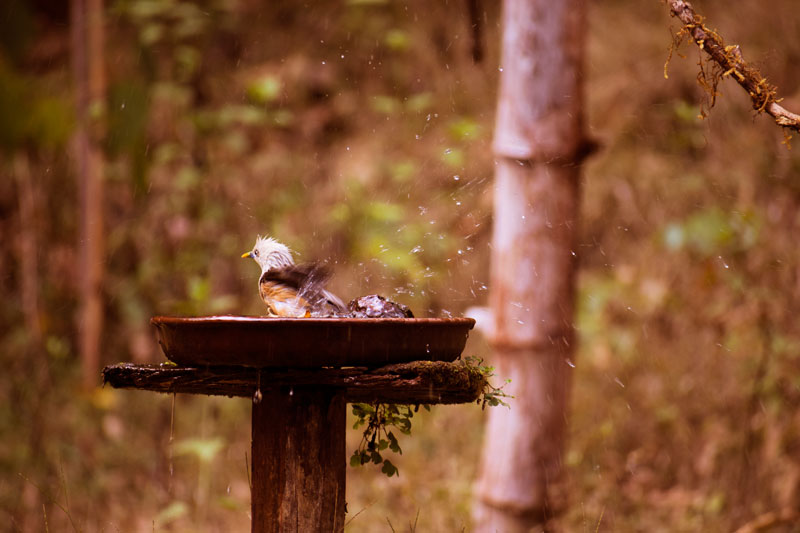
[102, 360, 486, 404]
[252, 388, 346, 533]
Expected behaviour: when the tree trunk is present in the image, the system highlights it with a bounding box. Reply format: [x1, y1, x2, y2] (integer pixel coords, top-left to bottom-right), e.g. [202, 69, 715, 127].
[474, 0, 585, 530]
[14, 153, 42, 346]
[71, 0, 106, 390]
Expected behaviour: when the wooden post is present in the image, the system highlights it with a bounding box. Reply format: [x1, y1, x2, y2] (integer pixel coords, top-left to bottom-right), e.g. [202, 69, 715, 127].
[251, 387, 346, 533]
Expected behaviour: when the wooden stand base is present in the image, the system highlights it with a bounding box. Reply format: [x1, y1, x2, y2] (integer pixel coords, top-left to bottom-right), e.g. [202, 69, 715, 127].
[251, 388, 346, 533]
[102, 362, 487, 531]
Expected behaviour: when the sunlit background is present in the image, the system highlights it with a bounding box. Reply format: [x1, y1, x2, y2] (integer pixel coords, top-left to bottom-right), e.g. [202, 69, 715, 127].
[3, 0, 800, 530]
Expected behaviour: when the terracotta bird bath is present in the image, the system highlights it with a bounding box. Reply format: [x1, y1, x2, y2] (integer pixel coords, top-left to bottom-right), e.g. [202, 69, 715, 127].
[103, 315, 483, 533]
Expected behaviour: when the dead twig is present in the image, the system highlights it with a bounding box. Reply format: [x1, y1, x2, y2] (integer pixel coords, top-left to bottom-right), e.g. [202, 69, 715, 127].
[666, 0, 800, 133]
[733, 507, 800, 533]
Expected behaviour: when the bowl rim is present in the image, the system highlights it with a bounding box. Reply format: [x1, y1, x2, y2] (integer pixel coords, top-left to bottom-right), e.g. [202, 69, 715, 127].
[151, 315, 476, 326]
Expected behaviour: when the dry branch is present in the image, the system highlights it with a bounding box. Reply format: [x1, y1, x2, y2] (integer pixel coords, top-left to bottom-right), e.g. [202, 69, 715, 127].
[102, 360, 487, 405]
[667, 0, 800, 132]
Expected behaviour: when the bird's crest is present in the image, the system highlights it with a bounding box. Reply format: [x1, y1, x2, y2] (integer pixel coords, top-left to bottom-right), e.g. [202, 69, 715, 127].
[249, 235, 294, 272]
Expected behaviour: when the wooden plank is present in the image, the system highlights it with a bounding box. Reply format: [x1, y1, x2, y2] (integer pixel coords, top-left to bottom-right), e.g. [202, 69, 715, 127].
[102, 361, 486, 405]
[251, 387, 346, 532]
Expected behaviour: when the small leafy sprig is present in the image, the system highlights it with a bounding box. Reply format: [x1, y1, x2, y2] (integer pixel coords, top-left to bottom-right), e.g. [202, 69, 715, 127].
[350, 403, 429, 477]
[464, 356, 513, 409]
[349, 357, 511, 477]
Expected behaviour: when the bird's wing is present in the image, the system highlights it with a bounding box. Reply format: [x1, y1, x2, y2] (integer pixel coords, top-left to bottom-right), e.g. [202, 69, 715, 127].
[260, 263, 345, 312]
[259, 263, 322, 289]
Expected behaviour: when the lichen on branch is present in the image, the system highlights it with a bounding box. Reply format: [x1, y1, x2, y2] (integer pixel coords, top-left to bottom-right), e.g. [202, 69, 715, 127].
[665, 0, 800, 134]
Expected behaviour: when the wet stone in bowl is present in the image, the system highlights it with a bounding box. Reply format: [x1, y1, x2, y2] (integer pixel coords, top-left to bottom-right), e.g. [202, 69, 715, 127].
[347, 294, 414, 318]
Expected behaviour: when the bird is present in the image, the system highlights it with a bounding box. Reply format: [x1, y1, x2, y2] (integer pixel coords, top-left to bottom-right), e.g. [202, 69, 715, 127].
[241, 236, 347, 317]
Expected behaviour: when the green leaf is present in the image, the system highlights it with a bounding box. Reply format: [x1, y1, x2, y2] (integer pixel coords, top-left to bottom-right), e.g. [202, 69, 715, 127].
[350, 452, 363, 467]
[381, 459, 398, 477]
[248, 75, 282, 104]
[371, 95, 400, 115]
[155, 501, 189, 525]
[387, 432, 401, 454]
[365, 201, 404, 224]
[441, 147, 464, 168]
[405, 93, 433, 113]
[448, 117, 482, 142]
[174, 437, 224, 463]
[187, 276, 210, 303]
[384, 29, 409, 51]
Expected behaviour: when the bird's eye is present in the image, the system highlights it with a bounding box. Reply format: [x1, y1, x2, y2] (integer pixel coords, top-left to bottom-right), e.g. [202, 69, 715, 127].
[253, 249, 259, 257]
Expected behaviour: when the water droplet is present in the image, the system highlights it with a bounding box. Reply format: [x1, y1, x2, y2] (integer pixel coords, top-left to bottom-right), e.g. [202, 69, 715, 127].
[453, 175, 460, 181]
[415, 134, 421, 140]
[566, 359, 576, 368]
[321, 61, 326, 65]
[498, 67, 504, 72]
[425, 343, 431, 353]
[253, 389, 262, 404]
[718, 255, 730, 269]
[410, 245, 423, 254]
[456, 201, 461, 206]
[289, 387, 294, 396]
[614, 377, 625, 388]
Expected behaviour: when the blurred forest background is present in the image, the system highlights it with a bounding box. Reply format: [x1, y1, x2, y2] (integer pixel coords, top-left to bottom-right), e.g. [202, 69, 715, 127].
[3, 0, 800, 531]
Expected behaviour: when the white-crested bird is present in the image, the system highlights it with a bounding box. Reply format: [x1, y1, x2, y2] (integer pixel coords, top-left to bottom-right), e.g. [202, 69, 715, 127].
[241, 236, 346, 317]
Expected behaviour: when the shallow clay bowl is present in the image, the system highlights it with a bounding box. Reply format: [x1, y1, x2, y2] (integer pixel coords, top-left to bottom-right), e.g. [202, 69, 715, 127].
[151, 316, 475, 368]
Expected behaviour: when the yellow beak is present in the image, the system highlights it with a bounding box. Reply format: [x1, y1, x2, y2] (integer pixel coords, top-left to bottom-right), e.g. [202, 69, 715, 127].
[241, 251, 253, 259]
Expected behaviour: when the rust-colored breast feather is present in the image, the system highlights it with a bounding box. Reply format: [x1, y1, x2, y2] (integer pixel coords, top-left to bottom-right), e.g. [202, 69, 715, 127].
[258, 279, 309, 317]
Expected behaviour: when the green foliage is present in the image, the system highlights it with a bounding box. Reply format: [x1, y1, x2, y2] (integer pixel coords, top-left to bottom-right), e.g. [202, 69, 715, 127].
[247, 75, 282, 104]
[384, 29, 410, 51]
[155, 500, 189, 526]
[0, 0, 34, 63]
[0, 61, 72, 151]
[350, 360, 509, 477]
[350, 403, 420, 477]
[662, 206, 760, 257]
[371, 95, 401, 115]
[440, 147, 465, 168]
[107, 81, 151, 191]
[448, 117, 482, 142]
[174, 437, 225, 463]
[463, 356, 512, 409]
